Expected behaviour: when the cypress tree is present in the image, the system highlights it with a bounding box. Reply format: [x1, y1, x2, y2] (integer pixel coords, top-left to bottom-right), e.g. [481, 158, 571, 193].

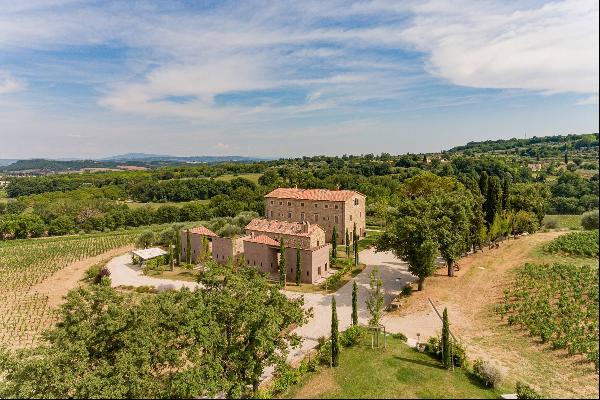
[331, 296, 340, 367]
[295, 249, 301, 286]
[331, 226, 338, 260]
[353, 224, 359, 265]
[501, 175, 512, 211]
[564, 150, 569, 164]
[186, 229, 192, 264]
[485, 176, 502, 227]
[351, 280, 358, 325]
[441, 308, 452, 368]
[279, 239, 286, 288]
[174, 228, 181, 266]
[345, 230, 350, 258]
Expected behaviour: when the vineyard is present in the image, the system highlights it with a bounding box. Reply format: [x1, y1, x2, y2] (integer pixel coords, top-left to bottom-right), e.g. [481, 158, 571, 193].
[497, 262, 599, 370]
[544, 230, 599, 258]
[0, 232, 137, 348]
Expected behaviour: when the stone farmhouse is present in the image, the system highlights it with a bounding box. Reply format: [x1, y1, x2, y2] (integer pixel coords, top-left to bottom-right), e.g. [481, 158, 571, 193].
[264, 188, 366, 243]
[181, 218, 332, 284]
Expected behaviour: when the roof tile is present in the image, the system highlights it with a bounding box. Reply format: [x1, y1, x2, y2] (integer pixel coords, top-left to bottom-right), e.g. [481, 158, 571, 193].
[264, 188, 364, 202]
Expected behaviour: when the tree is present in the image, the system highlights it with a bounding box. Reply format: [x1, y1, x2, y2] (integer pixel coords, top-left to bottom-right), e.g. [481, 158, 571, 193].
[201, 235, 210, 261]
[365, 268, 384, 326]
[136, 230, 155, 249]
[353, 223, 359, 265]
[376, 199, 438, 290]
[564, 150, 569, 164]
[48, 215, 76, 236]
[278, 239, 286, 288]
[441, 308, 452, 368]
[485, 176, 502, 227]
[173, 225, 182, 266]
[331, 296, 340, 367]
[0, 263, 308, 399]
[186, 229, 192, 264]
[345, 230, 350, 258]
[295, 249, 301, 286]
[351, 280, 358, 326]
[501, 174, 512, 210]
[331, 226, 338, 260]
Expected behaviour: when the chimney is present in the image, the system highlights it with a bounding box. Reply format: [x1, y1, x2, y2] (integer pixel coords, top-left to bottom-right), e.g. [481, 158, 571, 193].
[303, 221, 310, 233]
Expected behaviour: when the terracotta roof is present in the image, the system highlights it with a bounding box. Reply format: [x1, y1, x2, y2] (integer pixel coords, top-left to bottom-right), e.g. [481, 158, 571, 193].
[244, 234, 280, 247]
[265, 187, 365, 201]
[188, 226, 218, 237]
[245, 218, 323, 237]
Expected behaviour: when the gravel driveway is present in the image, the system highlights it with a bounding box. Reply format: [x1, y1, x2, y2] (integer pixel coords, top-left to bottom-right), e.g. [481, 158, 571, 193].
[106, 253, 199, 291]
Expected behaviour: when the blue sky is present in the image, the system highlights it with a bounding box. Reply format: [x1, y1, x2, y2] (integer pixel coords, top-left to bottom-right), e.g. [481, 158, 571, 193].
[0, 0, 598, 158]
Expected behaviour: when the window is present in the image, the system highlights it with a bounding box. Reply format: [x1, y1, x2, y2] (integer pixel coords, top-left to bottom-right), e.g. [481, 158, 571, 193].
[300, 202, 305, 207]
[270, 200, 274, 205]
[317, 240, 320, 246]
[300, 212, 305, 220]
[279, 201, 283, 205]
[354, 198, 359, 206]
[334, 216, 338, 223]
[325, 262, 328, 271]
[287, 212, 292, 218]
[306, 271, 309, 276]
[287, 201, 291, 206]
[350, 215, 353, 221]
[270, 211, 274, 218]
[324, 204, 329, 208]
[314, 203, 318, 208]
[335, 204, 339, 209]
[314, 214, 318, 222]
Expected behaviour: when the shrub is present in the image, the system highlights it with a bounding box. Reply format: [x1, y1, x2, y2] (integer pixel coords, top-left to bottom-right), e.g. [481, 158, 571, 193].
[582, 209, 599, 230]
[472, 359, 504, 388]
[543, 218, 559, 229]
[339, 325, 364, 348]
[134, 285, 158, 294]
[316, 340, 332, 366]
[392, 332, 407, 341]
[93, 267, 111, 285]
[85, 263, 102, 282]
[424, 336, 466, 367]
[516, 382, 543, 399]
[401, 283, 413, 296]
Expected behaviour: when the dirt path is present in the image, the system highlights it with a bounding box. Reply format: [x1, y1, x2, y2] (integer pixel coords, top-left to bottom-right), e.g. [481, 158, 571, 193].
[28, 245, 135, 308]
[382, 231, 599, 398]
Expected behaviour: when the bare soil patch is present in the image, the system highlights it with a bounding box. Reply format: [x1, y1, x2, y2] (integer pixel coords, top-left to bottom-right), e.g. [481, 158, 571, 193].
[28, 245, 134, 308]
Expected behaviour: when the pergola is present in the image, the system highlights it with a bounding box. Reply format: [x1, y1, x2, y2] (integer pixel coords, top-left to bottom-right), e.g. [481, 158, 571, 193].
[131, 247, 167, 264]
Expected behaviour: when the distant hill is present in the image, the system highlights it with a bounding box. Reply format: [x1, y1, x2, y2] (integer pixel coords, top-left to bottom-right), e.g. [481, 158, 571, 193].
[0, 159, 18, 167]
[1, 159, 120, 172]
[447, 133, 599, 154]
[101, 153, 270, 163]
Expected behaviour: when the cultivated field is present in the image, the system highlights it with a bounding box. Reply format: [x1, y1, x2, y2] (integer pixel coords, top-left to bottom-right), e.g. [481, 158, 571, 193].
[384, 232, 599, 398]
[0, 232, 137, 348]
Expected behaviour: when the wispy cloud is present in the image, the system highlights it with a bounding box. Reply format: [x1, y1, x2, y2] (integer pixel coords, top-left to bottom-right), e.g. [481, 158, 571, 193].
[0, 71, 26, 94]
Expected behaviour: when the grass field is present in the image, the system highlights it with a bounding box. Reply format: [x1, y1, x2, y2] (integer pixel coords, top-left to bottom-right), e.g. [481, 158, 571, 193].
[215, 173, 262, 183]
[281, 335, 502, 399]
[543, 214, 582, 230]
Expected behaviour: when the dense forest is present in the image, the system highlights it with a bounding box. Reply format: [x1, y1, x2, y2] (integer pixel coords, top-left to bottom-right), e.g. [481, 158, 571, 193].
[0, 133, 598, 240]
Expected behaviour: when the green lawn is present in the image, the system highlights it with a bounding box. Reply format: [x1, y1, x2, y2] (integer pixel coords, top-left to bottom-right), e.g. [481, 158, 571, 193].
[281, 335, 502, 399]
[357, 229, 383, 252]
[542, 214, 582, 230]
[215, 173, 262, 183]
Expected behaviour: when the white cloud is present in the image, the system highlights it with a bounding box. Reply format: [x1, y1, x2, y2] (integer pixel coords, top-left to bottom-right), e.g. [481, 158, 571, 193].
[576, 95, 599, 105]
[0, 72, 25, 94]
[401, 0, 599, 94]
